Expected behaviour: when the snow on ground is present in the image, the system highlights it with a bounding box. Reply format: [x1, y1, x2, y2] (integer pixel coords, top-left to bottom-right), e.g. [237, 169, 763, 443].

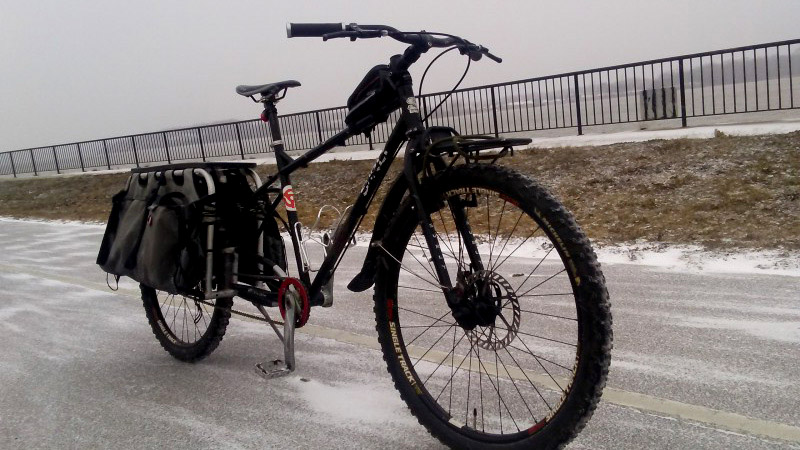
[523, 119, 800, 149]
[2, 217, 797, 277]
[594, 243, 800, 277]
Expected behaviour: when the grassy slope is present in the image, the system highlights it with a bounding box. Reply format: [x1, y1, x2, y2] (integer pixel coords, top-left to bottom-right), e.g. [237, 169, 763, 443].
[1, 131, 798, 250]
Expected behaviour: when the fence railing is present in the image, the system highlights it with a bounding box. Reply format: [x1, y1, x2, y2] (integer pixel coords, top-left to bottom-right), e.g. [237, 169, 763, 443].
[1, 38, 798, 177]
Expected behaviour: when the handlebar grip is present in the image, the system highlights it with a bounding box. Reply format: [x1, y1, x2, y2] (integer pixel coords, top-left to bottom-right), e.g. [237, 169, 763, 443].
[485, 52, 503, 63]
[287, 23, 345, 38]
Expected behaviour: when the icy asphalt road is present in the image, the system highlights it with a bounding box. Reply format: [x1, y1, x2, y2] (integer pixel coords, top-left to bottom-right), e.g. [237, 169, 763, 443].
[1, 219, 798, 449]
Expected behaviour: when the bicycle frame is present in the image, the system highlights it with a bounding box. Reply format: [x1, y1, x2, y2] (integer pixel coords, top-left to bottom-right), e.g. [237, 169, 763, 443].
[250, 101, 409, 306]
[241, 71, 471, 311]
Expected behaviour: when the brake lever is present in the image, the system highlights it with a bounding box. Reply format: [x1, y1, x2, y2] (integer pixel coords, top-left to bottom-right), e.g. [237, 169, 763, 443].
[322, 31, 357, 41]
[322, 29, 385, 41]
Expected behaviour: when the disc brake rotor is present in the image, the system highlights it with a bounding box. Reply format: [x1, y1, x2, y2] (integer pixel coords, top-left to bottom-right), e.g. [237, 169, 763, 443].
[467, 270, 520, 351]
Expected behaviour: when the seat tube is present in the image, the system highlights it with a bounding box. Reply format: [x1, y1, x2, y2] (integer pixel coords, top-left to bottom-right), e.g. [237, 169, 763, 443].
[263, 102, 309, 284]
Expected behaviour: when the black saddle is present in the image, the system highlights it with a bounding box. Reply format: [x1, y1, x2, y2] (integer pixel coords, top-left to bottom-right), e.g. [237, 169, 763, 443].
[235, 80, 301, 98]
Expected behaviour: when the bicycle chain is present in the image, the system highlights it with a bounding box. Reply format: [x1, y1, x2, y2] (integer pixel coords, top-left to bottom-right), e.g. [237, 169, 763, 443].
[194, 298, 285, 326]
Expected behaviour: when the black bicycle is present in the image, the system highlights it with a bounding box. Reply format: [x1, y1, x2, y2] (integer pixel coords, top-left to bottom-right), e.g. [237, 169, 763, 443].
[127, 23, 612, 449]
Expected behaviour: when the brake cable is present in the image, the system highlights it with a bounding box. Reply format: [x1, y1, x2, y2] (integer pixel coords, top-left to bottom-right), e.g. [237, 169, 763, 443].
[419, 49, 472, 125]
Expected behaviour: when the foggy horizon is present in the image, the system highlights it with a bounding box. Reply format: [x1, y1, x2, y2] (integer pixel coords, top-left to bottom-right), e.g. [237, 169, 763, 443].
[2, 0, 799, 151]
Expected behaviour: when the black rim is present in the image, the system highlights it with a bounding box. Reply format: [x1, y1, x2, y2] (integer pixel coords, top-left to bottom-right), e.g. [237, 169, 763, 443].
[390, 186, 581, 440]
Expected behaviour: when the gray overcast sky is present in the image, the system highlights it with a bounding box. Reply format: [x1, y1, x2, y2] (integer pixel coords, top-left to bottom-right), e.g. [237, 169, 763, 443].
[1, 0, 799, 151]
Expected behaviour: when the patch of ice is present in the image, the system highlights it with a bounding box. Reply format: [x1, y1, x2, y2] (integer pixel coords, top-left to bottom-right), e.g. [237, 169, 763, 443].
[672, 316, 800, 344]
[612, 351, 789, 386]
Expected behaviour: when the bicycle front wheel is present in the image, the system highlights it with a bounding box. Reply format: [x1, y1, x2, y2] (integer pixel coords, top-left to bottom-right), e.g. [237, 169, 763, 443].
[373, 164, 611, 449]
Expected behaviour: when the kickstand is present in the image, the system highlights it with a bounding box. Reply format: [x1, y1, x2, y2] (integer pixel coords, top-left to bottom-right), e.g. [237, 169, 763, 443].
[254, 299, 296, 379]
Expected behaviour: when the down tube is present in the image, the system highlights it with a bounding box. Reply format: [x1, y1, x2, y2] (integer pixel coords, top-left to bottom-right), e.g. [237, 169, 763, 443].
[308, 120, 408, 304]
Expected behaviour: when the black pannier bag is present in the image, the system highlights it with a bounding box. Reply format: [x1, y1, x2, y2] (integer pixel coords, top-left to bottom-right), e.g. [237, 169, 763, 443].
[96, 170, 205, 294]
[97, 163, 286, 295]
[208, 168, 287, 286]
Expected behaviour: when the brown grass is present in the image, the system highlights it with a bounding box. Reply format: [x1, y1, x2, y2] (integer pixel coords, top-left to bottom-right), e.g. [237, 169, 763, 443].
[1, 131, 798, 250]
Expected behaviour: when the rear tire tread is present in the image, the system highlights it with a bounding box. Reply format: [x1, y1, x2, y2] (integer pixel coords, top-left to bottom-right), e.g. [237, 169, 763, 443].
[141, 285, 233, 363]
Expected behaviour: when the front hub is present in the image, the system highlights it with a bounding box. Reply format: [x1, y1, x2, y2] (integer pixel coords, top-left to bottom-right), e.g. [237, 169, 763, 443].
[451, 270, 521, 351]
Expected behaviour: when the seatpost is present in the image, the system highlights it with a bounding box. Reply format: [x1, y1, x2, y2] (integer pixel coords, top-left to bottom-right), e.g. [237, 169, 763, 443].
[262, 102, 292, 170]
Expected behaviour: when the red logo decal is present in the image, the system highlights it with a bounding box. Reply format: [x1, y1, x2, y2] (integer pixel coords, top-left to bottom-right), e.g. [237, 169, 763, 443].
[282, 186, 296, 211]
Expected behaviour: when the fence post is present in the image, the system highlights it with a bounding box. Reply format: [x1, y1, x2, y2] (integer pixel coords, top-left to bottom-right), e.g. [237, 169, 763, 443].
[234, 123, 245, 159]
[131, 137, 139, 168]
[573, 75, 583, 136]
[678, 59, 688, 128]
[197, 128, 206, 162]
[30, 149, 38, 176]
[315, 112, 324, 143]
[102, 140, 111, 169]
[490, 88, 500, 137]
[162, 133, 171, 164]
[52, 146, 60, 174]
[10, 152, 17, 178]
[77, 143, 85, 172]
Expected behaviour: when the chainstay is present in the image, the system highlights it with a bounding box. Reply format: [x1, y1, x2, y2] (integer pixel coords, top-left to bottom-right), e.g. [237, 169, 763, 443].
[194, 298, 284, 326]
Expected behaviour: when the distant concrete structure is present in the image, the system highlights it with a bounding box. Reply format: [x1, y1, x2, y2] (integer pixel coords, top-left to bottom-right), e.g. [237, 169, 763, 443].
[642, 87, 678, 120]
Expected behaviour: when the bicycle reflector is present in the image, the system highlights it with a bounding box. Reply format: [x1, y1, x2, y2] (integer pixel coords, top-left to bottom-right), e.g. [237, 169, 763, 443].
[260, 110, 269, 122]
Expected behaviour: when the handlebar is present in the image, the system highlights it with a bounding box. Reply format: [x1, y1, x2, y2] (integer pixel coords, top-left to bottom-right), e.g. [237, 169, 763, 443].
[286, 22, 502, 64]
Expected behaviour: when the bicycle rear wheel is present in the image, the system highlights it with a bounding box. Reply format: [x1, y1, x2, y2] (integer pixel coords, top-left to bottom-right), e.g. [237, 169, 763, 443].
[141, 285, 232, 362]
[373, 164, 611, 449]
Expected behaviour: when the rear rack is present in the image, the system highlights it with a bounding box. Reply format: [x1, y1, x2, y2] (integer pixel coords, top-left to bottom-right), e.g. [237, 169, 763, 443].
[422, 126, 532, 173]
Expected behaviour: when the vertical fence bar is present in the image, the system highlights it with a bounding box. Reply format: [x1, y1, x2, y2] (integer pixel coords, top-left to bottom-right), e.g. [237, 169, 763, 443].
[790, 44, 794, 108]
[102, 140, 111, 169]
[30, 149, 38, 176]
[315, 111, 324, 143]
[777, 45, 782, 109]
[234, 123, 245, 159]
[679, 59, 688, 127]
[10, 152, 17, 178]
[162, 133, 171, 163]
[573, 75, 583, 135]
[77, 143, 85, 171]
[129, 137, 139, 167]
[490, 87, 500, 137]
[52, 146, 60, 174]
[197, 128, 206, 161]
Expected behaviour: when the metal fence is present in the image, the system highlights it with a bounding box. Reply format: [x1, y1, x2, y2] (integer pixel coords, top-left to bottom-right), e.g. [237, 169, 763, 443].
[2, 38, 798, 177]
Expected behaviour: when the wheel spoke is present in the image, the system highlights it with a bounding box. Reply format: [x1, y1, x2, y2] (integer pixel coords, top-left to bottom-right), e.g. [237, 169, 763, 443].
[518, 308, 577, 321]
[406, 310, 458, 347]
[518, 268, 567, 299]
[490, 210, 524, 270]
[491, 224, 542, 274]
[514, 247, 554, 294]
[507, 344, 574, 372]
